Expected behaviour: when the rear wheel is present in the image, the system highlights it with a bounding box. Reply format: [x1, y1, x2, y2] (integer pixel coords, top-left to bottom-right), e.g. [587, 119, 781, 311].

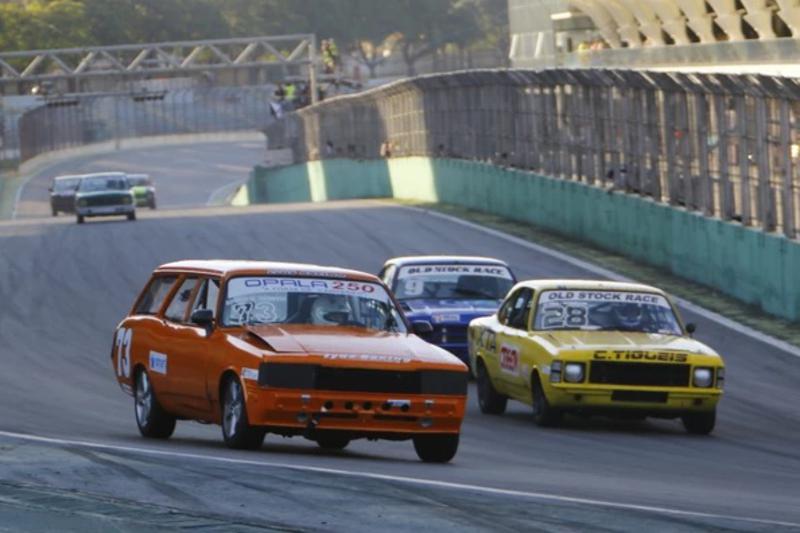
[51, 207, 58, 217]
[413, 434, 459, 463]
[682, 410, 716, 435]
[531, 374, 562, 427]
[149, 198, 157, 210]
[134, 368, 176, 439]
[315, 432, 350, 451]
[76, 215, 84, 224]
[127, 211, 136, 221]
[476, 361, 507, 415]
[221, 376, 265, 450]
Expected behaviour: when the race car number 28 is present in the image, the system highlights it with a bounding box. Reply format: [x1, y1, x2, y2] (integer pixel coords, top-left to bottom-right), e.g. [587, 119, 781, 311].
[115, 327, 133, 378]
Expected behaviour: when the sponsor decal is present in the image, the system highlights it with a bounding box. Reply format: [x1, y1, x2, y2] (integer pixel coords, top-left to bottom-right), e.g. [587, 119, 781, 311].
[115, 327, 133, 378]
[149, 351, 167, 375]
[241, 368, 259, 381]
[593, 350, 688, 363]
[433, 313, 460, 324]
[397, 264, 513, 280]
[499, 343, 519, 374]
[542, 290, 671, 308]
[323, 353, 411, 363]
[228, 277, 387, 301]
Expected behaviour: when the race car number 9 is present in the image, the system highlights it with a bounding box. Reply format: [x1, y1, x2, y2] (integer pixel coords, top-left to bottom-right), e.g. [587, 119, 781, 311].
[115, 327, 133, 378]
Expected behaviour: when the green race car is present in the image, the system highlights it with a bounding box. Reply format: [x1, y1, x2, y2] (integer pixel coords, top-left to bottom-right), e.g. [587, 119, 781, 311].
[127, 174, 157, 209]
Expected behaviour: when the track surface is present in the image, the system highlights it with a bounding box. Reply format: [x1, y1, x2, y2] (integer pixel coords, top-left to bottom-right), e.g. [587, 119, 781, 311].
[1, 144, 799, 531]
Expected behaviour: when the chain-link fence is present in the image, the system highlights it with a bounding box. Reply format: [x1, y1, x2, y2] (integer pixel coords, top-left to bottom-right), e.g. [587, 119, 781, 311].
[17, 85, 277, 162]
[268, 69, 800, 240]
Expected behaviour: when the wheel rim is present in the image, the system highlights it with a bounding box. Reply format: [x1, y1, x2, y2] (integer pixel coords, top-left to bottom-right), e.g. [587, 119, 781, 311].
[135, 372, 152, 425]
[223, 381, 243, 438]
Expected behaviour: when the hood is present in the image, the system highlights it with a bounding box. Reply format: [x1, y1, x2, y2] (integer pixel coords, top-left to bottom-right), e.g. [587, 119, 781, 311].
[534, 330, 719, 358]
[402, 299, 499, 322]
[244, 324, 463, 366]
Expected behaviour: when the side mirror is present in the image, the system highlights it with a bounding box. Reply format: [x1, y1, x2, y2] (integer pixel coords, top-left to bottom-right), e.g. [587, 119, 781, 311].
[191, 309, 214, 328]
[411, 320, 434, 335]
[685, 323, 697, 335]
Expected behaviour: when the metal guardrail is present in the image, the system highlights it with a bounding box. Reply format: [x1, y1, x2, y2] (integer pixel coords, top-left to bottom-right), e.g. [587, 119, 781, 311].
[268, 68, 800, 239]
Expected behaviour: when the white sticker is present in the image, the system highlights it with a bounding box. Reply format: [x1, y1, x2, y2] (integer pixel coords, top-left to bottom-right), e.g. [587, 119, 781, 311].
[323, 353, 411, 363]
[499, 343, 520, 375]
[403, 279, 424, 296]
[115, 327, 133, 378]
[398, 264, 513, 280]
[242, 368, 259, 381]
[433, 313, 460, 323]
[149, 351, 167, 375]
[541, 290, 671, 309]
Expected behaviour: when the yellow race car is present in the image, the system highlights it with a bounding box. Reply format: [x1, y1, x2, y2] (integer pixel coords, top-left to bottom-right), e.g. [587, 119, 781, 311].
[468, 280, 724, 434]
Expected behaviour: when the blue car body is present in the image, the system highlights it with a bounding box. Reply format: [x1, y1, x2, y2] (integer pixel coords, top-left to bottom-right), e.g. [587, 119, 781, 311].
[379, 256, 516, 366]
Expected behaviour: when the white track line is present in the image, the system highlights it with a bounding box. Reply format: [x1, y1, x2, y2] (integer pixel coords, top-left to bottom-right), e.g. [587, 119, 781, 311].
[402, 205, 800, 360]
[0, 429, 796, 528]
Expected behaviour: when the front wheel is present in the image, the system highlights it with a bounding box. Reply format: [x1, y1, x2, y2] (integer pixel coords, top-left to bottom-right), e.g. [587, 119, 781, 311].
[134, 369, 176, 439]
[76, 215, 84, 224]
[531, 375, 562, 427]
[127, 211, 136, 221]
[476, 361, 507, 415]
[413, 433, 459, 463]
[221, 377, 265, 450]
[682, 410, 716, 435]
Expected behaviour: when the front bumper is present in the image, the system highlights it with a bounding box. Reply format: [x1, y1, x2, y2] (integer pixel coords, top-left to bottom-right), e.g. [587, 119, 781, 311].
[546, 383, 722, 414]
[77, 204, 135, 217]
[242, 384, 466, 436]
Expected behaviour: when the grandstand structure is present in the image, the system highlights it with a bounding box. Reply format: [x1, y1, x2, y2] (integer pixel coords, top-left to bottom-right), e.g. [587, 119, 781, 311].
[510, 0, 800, 73]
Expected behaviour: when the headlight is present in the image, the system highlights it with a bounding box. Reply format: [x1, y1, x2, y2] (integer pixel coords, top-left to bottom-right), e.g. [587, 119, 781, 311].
[77, 198, 88, 207]
[693, 367, 713, 388]
[550, 361, 562, 383]
[564, 363, 585, 383]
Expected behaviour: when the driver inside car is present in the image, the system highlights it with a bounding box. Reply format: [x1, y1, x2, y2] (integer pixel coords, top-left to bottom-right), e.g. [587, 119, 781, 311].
[310, 295, 355, 325]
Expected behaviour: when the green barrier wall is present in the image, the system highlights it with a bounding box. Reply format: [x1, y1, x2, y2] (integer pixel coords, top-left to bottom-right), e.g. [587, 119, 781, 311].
[246, 157, 800, 321]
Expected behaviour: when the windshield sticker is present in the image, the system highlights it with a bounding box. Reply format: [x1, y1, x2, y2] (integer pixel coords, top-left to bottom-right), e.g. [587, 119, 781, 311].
[541, 290, 671, 308]
[398, 265, 512, 280]
[402, 279, 425, 296]
[228, 277, 388, 301]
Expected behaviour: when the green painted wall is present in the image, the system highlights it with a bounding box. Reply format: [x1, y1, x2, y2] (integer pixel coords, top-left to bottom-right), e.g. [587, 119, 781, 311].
[247, 157, 800, 321]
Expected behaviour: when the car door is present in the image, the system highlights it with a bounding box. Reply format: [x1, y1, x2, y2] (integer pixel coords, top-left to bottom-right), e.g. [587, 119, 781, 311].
[160, 275, 213, 416]
[494, 288, 534, 397]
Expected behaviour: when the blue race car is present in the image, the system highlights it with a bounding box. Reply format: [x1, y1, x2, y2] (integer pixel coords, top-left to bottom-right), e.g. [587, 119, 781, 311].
[379, 256, 516, 366]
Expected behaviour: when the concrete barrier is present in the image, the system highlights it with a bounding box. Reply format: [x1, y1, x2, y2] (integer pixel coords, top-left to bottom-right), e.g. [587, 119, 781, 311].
[246, 157, 800, 321]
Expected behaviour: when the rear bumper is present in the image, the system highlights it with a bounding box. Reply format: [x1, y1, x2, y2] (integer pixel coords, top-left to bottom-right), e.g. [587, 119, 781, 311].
[547, 383, 722, 414]
[243, 384, 466, 436]
[77, 205, 135, 217]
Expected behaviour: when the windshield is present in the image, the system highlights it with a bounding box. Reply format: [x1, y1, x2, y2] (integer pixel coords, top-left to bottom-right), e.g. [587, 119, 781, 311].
[53, 178, 80, 191]
[78, 176, 128, 192]
[394, 264, 514, 301]
[128, 176, 151, 186]
[534, 290, 682, 335]
[222, 276, 407, 332]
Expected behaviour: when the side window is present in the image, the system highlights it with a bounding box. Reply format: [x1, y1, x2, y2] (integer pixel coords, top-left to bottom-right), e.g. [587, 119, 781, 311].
[164, 277, 199, 323]
[191, 278, 221, 317]
[507, 289, 534, 330]
[497, 290, 520, 325]
[134, 276, 178, 315]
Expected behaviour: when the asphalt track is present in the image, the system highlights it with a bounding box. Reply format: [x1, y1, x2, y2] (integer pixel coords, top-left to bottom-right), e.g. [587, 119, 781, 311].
[0, 144, 799, 532]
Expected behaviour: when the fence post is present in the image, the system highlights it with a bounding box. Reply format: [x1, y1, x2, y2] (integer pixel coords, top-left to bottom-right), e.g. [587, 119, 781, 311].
[753, 96, 774, 231]
[695, 92, 713, 215]
[779, 98, 797, 238]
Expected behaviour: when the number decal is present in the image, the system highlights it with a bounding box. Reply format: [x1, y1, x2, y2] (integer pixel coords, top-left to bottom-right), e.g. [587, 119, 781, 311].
[541, 304, 588, 328]
[115, 327, 133, 378]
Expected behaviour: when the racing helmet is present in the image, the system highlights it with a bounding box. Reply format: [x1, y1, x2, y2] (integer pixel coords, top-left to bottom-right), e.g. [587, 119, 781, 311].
[614, 303, 643, 329]
[310, 295, 352, 325]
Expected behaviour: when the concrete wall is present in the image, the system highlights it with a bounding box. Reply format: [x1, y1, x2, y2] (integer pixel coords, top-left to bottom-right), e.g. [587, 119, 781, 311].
[243, 157, 800, 322]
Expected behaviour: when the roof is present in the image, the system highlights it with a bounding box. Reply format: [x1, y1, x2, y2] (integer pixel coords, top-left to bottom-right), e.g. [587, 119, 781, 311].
[79, 172, 127, 179]
[155, 260, 379, 281]
[53, 174, 84, 181]
[513, 279, 668, 295]
[385, 255, 510, 267]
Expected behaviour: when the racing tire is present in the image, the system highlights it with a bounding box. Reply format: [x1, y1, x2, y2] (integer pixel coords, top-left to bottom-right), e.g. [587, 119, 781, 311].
[682, 410, 716, 435]
[127, 212, 136, 221]
[315, 432, 351, 451]
[476, 361, 507, 415]
[531, 375, 562, 427]
[149, 198, 157, 210]
[221, 376, 265, 450]
[52, 207, 58, 217]
[76, 215, 84, 224]
[134, 368, 176, 439]
[413, 433, 459, 463]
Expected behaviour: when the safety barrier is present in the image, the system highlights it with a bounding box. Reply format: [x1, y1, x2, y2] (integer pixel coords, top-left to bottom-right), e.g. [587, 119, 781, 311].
[267, 69, 800, 241]
[245, 157, 800, 322]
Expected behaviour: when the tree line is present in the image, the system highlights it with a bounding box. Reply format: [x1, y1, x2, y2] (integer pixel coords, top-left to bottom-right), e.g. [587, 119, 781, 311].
[0, 0, 509, 76]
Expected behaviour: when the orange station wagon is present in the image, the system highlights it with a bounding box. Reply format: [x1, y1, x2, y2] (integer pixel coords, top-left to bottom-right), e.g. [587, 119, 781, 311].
[112, 260, 469, 462]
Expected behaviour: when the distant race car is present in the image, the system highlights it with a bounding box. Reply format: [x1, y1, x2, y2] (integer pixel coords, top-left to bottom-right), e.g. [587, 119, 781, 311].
[379, 256, 516, 366]
[48, 174, 83, 216]
[127, 173, 157, 209]
[75, 172, 136, 224]
[468, 280, 725, 434]
[112, 260, 468, 462]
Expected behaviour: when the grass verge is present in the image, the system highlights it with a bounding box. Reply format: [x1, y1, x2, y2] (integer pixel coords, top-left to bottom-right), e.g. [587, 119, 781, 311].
[396, 200, 800, 348]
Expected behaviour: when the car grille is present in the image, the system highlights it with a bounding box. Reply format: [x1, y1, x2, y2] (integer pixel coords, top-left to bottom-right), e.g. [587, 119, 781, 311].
[427, 325, 468, 345]
[259, 363, 467, 395]
[84, 195, 128, 207]
[589, 361, 690, 387]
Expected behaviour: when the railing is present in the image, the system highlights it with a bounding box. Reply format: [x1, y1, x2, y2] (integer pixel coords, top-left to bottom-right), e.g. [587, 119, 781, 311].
[268, 69, 800, 240]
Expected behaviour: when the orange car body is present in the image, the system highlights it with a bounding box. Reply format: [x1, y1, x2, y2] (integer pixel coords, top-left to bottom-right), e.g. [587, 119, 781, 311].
[112, 261, 468, 443]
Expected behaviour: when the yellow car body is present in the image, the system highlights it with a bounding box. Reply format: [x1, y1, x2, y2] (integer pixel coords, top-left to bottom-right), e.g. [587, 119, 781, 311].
[468, 280, 724, 434]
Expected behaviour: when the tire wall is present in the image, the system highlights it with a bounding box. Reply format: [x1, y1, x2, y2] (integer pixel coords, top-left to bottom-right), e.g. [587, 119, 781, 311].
[246, 157, 800, 322]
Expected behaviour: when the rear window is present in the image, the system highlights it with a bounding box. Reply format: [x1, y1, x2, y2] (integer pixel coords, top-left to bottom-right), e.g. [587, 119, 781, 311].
[135, 276, 178, 315]
[53, 178, 80, 191]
